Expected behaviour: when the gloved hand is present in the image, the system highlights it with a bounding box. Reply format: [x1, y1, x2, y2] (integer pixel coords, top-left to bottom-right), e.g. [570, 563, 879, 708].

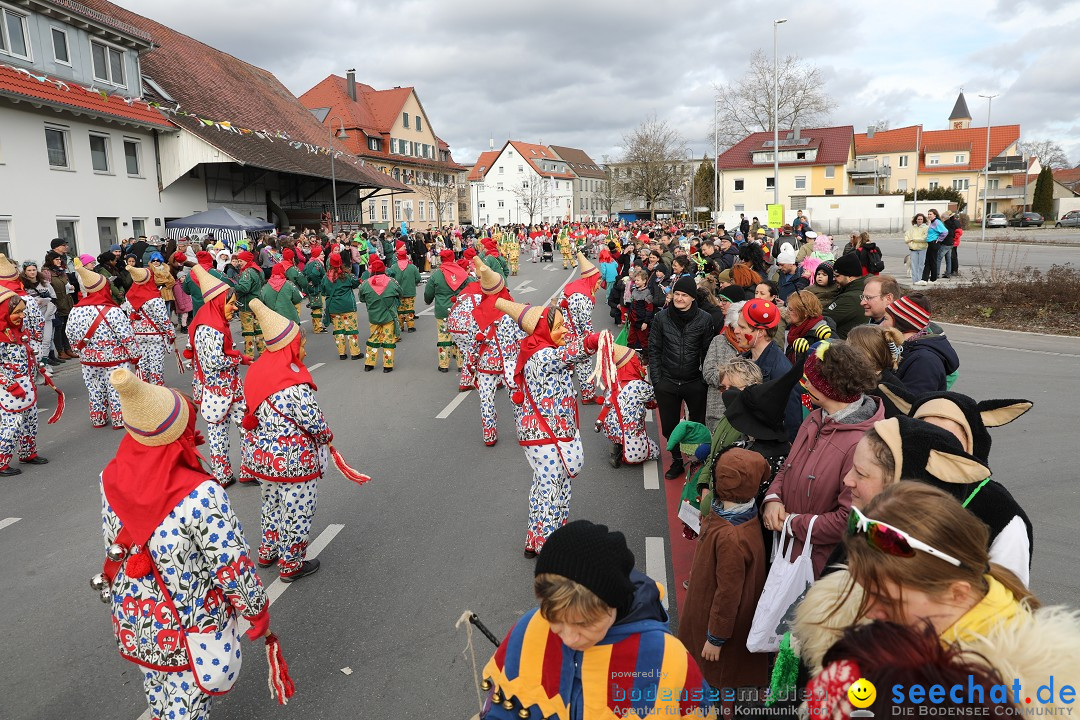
[7, 383, 25, 399]
[244, 608, 270, 641]
[791, 337, 810, 356]
[240, 355, 253, 366]
[584, 332, 601, 353]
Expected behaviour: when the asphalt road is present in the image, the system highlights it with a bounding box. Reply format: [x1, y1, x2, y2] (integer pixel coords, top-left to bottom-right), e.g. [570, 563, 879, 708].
[0, 258, 1076, 719]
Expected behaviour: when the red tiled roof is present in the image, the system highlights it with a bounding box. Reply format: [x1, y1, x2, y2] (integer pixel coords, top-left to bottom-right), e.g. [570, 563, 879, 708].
[78, 0, 403, 190]
[854, 126, 921, 155]
[718, 126, 854, 169]
[0, 63, 174, 129]
[1053, 167, 1080, 187]
[508, 141, 576, 179]
[854, 124, 1021, 174]
[468, 151, 501, 182]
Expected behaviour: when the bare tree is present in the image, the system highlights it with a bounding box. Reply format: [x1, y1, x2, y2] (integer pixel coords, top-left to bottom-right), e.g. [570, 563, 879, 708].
[713, 50, 833, 150]
[416, 172, 457, 227]
[1018, 139, 1070, 170]
[867, 118, 891, 133]
[621, 115, 687, 220]
[599, 155, 620, 220]
[511, 177, 552, 226]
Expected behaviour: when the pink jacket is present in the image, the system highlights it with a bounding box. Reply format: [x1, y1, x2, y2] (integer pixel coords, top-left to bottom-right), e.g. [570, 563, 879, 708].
[763, 396, 884, 578]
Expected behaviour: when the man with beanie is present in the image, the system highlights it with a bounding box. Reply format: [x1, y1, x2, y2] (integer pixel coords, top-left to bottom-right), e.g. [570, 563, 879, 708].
[480, 520, 710, 719]
[424, 249, 473, 377]
[882, 293, 959, 395]
[389, 245, 421, 336]
[358, 257, 401, 372]
[822, 252, 869, 338]
[773, 243, 808, 301]
[649, 275, 714, 479]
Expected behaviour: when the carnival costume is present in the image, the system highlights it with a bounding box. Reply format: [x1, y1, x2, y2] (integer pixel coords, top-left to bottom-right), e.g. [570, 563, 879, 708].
[322, 254, 362, 360]
[481, 237, 510, 277]
[495, 298, 600, 556]
[66, 265, 139, 428]
[0, 254, 46, 363]
[124, 266, 177, 386]
[97, 369, 294, 718]
[302, 245, 326, 333]
[233, 251, 265, 359]
[597, 343, 660, 466]
[241, 300, 329, 581]
[186, 265, 247, 487]
[426, 249, 473, 379]
[390, 247, 421, 335]
[358, 257, 401, 372]
[560, 252, 602, 404]
[0, 287, 50, 474]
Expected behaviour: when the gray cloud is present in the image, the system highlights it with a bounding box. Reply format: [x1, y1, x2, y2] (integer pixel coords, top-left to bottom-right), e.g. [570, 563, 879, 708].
[114, 0, 1080, 166]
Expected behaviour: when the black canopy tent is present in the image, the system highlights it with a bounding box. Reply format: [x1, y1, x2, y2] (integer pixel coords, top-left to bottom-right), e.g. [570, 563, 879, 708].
[165, 208, 275, 248]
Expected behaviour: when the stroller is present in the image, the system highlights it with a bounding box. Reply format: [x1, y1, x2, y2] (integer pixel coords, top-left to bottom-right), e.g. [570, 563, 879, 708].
[541, 240, 554, 262]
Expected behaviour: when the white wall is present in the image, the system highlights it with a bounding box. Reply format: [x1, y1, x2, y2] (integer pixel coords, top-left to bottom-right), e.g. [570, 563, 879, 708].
[1053, 197, 1080, 220]
[472, 151, 574, 226]
[803, 194, 908, 234]
[0, 104, 207, 263]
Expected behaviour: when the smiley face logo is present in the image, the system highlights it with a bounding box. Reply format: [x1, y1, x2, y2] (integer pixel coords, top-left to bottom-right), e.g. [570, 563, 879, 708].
[848, 678, 877, 709]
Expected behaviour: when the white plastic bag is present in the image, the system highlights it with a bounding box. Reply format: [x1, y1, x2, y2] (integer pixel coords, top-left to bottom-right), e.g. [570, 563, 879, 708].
[746, 514, 819, 653]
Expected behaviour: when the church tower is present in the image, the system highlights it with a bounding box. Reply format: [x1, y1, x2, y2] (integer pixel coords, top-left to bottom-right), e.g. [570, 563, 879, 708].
[949, 91, 972, 130]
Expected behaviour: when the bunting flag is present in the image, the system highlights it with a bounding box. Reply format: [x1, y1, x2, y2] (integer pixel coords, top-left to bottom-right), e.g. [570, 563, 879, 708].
[0, 62, 369, 170]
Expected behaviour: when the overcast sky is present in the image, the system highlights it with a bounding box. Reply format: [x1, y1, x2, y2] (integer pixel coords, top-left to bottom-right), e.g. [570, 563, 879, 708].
[115, 0, 1080, 168]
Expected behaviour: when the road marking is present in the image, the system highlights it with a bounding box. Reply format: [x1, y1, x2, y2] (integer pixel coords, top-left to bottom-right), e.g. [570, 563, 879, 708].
[0, 517, 20, 531]
[643, 459, 660, 490]
[436, 390, 472, 418]
[308, 362, 325, 371]
[951, 340, 1080, 358]
[645, 537, 669, 610]
[136, 523, 345, 720]
[512, 280, 537, 294]
[418, 306, 436, 316]
[544, 265, 557, 272]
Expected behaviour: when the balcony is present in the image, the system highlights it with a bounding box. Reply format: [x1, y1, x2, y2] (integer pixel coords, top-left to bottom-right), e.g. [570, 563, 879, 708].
[979, 187, 1026, 200]
[848, 159, 891, 177]
[986, 156, 1027, 174]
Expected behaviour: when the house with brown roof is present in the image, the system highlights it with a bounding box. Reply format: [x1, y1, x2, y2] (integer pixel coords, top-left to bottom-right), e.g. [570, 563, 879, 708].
[299, 71, 466, 230]
[468, 141, 578, 225]
[852, 93, 1027, 218]
[0, 0, 191, 259]
[548, 146, 609, 221]
[715, 125, 855, 225]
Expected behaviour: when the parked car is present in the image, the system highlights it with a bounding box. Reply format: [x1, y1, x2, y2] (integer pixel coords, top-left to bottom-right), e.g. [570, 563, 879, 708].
[985, 213, 1008, 228]
[1008, 212, 1044, 227]
[1055, 210, 1080, 228]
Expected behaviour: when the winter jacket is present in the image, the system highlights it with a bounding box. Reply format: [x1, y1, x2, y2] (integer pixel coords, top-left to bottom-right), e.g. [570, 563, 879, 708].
[926, 218, 948, 244]
[626, 283, 661, 325]
[897, 333, 960, 395]
[703, 334, 741, 428]
[904, 223, 929, 250]
[776, 269, 809, 302]
[822, 275, 869, 339]
[259, 280, 303, 322]
[763, 395, 885, 577]
[717, 246, 739, 271]
[648, 305, 715, 387]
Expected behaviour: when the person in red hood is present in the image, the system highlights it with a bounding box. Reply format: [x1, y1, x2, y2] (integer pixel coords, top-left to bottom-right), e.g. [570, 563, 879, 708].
[0, 287, 50, 475]
[65, 264, 140, 428]
[560, 253, 604, 405]
[425, 249, 474, 379]
[124, 266, 176, 386]
[597, 344, 660, 467]
[357, 257, 401, 372]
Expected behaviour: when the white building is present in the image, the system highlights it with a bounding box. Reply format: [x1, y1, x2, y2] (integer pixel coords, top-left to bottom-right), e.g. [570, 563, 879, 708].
[468, 141, 576, 226]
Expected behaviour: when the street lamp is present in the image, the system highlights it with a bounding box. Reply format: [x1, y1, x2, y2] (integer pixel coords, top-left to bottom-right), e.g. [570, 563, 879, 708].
[327, 115, 348, 231]
[773, 18, 787, 208]
[687, 148, 694, 224]
[978, 93, 998, 243]
[713, 96, 720, 227]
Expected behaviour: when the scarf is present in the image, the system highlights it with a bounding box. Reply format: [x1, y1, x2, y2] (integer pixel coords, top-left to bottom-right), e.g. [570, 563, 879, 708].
[368, 273, 391, 296]
[668, 299, 698, 331]
[710, 498, 757, 525]
[242, 335, 315, 428]
[267, 264, 287, 292]
[439, 261, 469, 291]
[563, 275, 600, 302]
[125, 276, 160, 312]
[101, 403, 209, 546]
[512, 314, 558, 403]
[187, 292, 237, 358]
[786, 314, 825, 350]
[940, 575, 1022, 644]
[74, 284, 118, 308]
[236, 250, 258, 273]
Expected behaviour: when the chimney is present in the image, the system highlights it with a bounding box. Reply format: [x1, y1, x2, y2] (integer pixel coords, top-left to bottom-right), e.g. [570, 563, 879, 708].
[489, 137, 494, 150]
[867, 126, 875, 139]
[346, 69, 356, 102]
[792, 126, 801, 141]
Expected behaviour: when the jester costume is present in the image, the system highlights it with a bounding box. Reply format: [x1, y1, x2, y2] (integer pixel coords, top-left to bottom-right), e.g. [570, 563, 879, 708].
[390, 247, 421, 335]
[482, 237, 510, 278]
[0, 254, 46, 363]
[66, 265, 140, 428]
[186, 265, 247, 487]
[481, 522, 710, 720]
[495, 298, 599, 556]
[557, 229, 576, 269]
[424, 249, 473, 375]
[560, 253, 602, 404]
[302, 245, 327, 333]
[0, 287, 49, 474]
[233, 251, 265, 359]
[358, 257, 401, 371]
[322, 254, 362, 360]
[598, 344, 660, 466]
[99, 369, 270, 720]
[241, 300, 329, 582]
[124, 267, 176, 387]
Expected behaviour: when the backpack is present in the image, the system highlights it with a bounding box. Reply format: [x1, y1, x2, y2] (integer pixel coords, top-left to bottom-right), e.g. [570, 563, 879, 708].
[863, 243, 885, 273]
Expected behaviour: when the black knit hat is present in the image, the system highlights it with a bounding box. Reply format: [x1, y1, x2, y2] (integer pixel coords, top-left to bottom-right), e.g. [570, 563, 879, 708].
[673, 275, 697, 297]
[718, 284, 745, 303]
[723, 356, 804, 442]
[833, 252, 863, 278]
[535, 520, 636, 613]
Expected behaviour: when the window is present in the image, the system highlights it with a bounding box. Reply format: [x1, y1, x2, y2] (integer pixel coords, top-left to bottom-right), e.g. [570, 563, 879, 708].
[824, 189, 834, 196]
[0, 8, 30, 60]
[952, 178, 970, 191]
[734, 179, 744, 191]
[796, 152, 806, 160]
[419, 201, 425, 221]
[368, 201, 376, 221]
[954, 154, 966, 164]
[381, 200, 388, 221]
[131, 218, 146, 237]
[45, 126, 70, 169]
[898, 155, 909, 168]
[518, 165, 524, 173]
[91, 41, 125, 86]
[415, 116, 422, 132]
[928, 180, 940, 190]
[392, 167, 400, 181]
[928, 155, 940, 166]
[794, 176, 806, 190]
[51, 28, 70, 65]
[498, 200, 505, 208]
[56, 219, 78, 253]
[897, 179, 908, 191]
[734, 204, 745, 212]
[498, 166, 504, 174]
[394, 200, 402, 221]
[403, 112, 410, 129]
[0, 218, 13, 258]
[89, 133, 111, 173]
[825, 166, 836, 179]
[496, 183, 504, 191]
[478, 201, 486, 209]
[765, 177, 775, 189]
[390, 138, 397, 154]
[368, 137, 381, 152]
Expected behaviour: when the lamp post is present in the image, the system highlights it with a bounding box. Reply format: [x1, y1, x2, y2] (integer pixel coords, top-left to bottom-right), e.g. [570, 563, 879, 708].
[773, 18, 787, 208]
[713, 96, 720, 227]
[327, 115, 348, 231]
[978, 94, 997, 242]
[687, 148, 694, 224]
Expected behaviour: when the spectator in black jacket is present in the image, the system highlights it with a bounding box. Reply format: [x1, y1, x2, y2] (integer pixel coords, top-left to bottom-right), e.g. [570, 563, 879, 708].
[939, 213, 960, 279]
[716, 236, 739, 271]
[649, 276, 714, 480]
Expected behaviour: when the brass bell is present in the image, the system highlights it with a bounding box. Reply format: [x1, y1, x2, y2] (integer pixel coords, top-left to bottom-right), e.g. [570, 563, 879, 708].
[106, 543, 127, 562]
[99, 586, 111, 603]
[90, 573, 109, 591]
[491, 690, 502, 704]
[480, 679, 492, 692]
[518, 709, 530, 719]
[502, 699, 514, 711]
